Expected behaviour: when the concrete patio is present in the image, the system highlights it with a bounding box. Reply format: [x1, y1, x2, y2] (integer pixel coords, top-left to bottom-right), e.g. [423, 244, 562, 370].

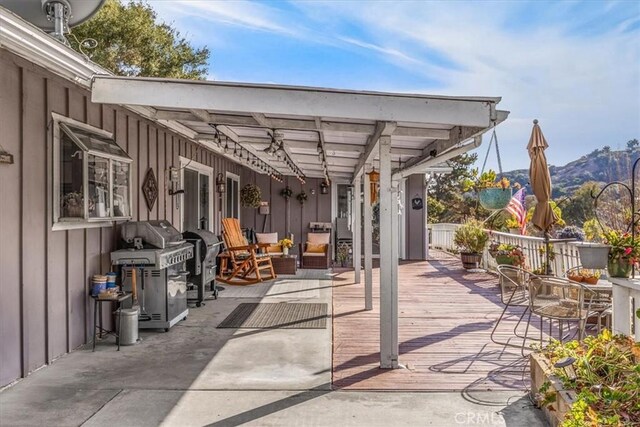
[0, 262, 545, 426]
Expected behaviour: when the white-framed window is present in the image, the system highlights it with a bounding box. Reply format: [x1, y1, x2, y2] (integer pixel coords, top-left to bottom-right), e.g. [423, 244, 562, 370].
[52, 113, 133, 230]
[179, 156, 214, 232]
[225, 172, 240, 219]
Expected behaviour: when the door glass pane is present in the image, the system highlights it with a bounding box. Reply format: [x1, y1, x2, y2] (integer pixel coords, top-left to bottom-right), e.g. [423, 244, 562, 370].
[184, 169, 199, 231]
[88, 155, 110, 218]
[112, 160, 130, 217]
[199, 173, 210, 230]
[226, 177, 233, 218]
[60, 130, 84, 218]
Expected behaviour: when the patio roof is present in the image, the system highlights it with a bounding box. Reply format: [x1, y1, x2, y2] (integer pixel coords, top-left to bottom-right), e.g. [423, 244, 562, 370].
[91, 76, 509, 183]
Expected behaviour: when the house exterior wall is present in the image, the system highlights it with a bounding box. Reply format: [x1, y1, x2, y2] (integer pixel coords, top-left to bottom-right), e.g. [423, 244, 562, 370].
[239, 170, 332, 251]
[0, 49, 249, 387]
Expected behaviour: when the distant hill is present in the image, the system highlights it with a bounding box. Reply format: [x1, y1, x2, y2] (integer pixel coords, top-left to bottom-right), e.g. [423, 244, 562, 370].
[502, 146, 640, 198]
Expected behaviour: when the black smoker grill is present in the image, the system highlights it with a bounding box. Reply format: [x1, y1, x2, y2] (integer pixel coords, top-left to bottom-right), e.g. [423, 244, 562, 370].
[183, 229, 223, 305]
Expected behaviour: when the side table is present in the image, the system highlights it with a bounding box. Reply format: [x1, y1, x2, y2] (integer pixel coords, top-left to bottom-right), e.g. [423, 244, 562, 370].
[92, 292, 132, 351]
[271, 255, 297, 275]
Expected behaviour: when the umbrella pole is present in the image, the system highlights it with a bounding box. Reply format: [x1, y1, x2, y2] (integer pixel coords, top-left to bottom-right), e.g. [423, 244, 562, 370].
[545, 232, 552, 275]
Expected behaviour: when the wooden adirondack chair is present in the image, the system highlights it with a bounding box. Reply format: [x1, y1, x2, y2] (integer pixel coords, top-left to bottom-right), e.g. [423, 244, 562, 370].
[218, 218, 276, 285]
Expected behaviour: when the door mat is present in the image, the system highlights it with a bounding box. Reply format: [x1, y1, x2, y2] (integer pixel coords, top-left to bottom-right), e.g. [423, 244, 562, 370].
[217, 303, 328, 329]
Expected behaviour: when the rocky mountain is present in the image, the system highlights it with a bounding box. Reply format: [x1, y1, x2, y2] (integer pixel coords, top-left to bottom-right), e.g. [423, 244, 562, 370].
[502, 145, 640, 198]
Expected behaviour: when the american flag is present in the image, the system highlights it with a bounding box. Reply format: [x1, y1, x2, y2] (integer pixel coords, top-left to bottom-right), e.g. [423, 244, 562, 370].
[506, 188, 527, 233]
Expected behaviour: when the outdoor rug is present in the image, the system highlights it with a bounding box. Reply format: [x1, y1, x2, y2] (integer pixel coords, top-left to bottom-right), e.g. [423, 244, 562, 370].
[217, 303, 328, 329]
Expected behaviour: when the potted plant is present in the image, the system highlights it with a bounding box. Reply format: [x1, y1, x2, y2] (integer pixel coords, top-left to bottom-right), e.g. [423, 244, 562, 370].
[491, 243, 525, 267]
[62, 191, 84, 217]
[240, 183, 262, 208]
[505, 216, 521, 234]
[531, 331, 640, 426]
[296, 191, 308, 205]
[604, 230, 640, 278]
[571, 221, 611, 269]
[556, 226, 585, 242]
[454, 219, 489, 269]
[474, 170, 514, 210]
[279, 237, 293, 256]
[280, 186, 293, 200]
[580, 269, 600, 285]
[336, 242, 350, 267]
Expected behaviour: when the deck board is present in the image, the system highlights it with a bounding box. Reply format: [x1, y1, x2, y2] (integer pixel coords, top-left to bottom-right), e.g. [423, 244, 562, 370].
[331, 251, 537, 391]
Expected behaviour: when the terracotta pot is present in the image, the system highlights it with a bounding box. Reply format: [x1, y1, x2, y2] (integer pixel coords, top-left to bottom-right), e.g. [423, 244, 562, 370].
[567, 274, 584, 283]
[583, 276, 598, 285]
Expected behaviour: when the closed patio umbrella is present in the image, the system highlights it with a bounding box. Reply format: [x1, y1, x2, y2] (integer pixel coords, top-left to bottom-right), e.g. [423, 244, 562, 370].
[528, 119, 557, 274]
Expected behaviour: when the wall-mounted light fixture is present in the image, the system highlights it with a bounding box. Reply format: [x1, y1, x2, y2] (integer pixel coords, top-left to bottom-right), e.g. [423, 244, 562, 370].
[216, 173, 226, 194]
[320, 180, 329, 195]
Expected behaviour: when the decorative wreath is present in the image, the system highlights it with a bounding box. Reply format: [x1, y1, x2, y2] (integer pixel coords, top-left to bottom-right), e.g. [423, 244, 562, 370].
[296, 191, 308, 205]
[240, 183, 262, 208]
[280, 186, 293, 200]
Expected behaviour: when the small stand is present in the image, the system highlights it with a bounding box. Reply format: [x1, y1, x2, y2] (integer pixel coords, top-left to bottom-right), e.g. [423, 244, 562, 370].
[92, 292, 132, 351]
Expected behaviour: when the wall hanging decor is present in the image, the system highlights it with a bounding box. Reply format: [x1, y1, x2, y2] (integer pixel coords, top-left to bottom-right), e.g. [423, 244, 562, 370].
[411, 196, 424, 210]
[296, 191, 308, 205]
[240, 183, 262, 208]
[142, 168, 158, 211]
[280, 186, 293, 200]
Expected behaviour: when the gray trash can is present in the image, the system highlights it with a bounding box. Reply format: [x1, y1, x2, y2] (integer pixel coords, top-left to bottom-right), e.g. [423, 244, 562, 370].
[116, 308, 139, 345]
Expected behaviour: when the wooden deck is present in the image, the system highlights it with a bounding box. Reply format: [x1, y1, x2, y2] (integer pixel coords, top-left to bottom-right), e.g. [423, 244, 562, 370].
[332, 251, 533, 392]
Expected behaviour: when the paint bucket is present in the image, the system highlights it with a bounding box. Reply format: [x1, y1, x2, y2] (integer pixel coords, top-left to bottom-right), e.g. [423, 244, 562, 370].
[106, 272, 117, 289]
[91, 275, 107, 296]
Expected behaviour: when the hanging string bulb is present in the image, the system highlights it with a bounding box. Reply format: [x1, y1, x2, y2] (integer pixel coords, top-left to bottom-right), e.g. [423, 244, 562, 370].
[223, 138, 230, 154]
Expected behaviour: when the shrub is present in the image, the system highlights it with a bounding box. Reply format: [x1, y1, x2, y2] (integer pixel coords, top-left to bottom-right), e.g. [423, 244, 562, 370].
[454, 219, 489, 254]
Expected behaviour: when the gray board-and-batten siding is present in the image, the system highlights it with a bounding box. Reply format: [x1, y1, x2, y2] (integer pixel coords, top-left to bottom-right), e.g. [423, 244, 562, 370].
[0, 49, 267, 387]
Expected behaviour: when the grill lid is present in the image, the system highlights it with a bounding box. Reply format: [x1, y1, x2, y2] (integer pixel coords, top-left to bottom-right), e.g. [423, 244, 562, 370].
[121, 220, 184, 249]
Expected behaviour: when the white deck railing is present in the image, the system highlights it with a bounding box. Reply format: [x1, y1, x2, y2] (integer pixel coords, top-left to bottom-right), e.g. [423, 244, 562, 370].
[429, 223, 581, 274]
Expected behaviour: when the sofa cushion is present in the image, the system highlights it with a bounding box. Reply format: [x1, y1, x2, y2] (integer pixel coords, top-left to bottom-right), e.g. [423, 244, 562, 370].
[256, 232, 278, 244]
[305, 243, 327, 253]
[303, 252, 326, 257]
[307, 233, 330, 245]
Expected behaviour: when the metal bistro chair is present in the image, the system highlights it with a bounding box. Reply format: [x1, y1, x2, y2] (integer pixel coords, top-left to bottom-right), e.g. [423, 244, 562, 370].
[564, 266, 613, 333]
[491, 265, 537, 348]
[521, 275, 598, 355]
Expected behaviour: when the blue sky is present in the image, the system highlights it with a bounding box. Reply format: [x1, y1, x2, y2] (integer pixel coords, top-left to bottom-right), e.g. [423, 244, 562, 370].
[149, 0, 640, 171]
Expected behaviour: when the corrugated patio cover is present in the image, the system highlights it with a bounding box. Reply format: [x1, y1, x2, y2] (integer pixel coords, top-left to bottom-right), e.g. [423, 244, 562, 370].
[528, 120, 557, 231]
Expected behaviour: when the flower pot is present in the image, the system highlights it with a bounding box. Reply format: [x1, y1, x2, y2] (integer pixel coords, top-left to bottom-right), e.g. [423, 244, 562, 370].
[460, 252, 482, 270]
[572, 242, 611, 269]
[478, 188, 512, 210]
[495, 255, 515, 265]
[583, 276, 599, 285]
[608, 258, 633, 278]
[283, 247, 289, 256]
[567, 274, 584, 283]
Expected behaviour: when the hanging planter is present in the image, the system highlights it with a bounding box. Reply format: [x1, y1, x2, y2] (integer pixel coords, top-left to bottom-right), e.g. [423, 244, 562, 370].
[571, 242, 611, 269]
[478, 187, 512, 210]
[240, 183, 262, 208]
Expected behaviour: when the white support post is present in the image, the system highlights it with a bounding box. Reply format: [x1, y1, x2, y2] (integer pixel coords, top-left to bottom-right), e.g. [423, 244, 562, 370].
[379, 136, 398, 368]
[353, 175, 362, 284]
[424, 177, 430, 259]
[364, 164, 373, 311]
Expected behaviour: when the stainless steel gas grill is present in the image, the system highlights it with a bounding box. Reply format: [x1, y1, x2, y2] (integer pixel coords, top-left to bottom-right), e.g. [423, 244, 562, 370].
[111, 221, 193, 331]
[183, 229, 223, 305]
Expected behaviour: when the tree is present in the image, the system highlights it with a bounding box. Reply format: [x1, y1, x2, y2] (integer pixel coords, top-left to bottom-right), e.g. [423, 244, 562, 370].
[627, 139, 639, 151]
[426, 153, 489, 223]
[69, 0, 210, 79]
[561, 182, 600, 226]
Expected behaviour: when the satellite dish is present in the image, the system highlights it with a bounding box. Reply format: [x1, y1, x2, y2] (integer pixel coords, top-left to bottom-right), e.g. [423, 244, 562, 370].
[0, 0, 104, 42]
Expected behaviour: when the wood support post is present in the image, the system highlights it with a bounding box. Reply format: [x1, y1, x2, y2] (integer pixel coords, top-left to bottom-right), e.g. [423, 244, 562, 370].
[364, 164, 373, 311]
[353, 175, 361, 284]
[379, 136, 398, 368]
